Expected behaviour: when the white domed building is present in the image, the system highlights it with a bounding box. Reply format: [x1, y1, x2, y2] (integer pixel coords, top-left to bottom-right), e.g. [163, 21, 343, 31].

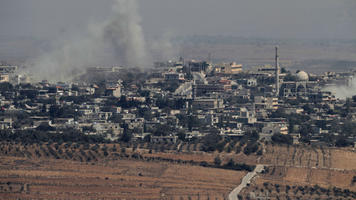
[296, 71, 309, 82]
[281, 70, 311, 98]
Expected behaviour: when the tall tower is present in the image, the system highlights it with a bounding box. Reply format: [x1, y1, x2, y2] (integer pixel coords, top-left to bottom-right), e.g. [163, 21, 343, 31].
[275, 46, 280, 97]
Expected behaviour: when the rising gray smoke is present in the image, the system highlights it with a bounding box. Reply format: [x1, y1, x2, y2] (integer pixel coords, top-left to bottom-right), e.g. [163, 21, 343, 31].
[324, 77, 355, 99]
[27, 0, 149, 82]
[103, 0, 148, 67]
[322, 0, 356, 99]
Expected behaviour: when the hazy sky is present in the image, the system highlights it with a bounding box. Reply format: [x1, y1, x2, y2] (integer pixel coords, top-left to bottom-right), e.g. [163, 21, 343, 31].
[0, 0, 355, 40]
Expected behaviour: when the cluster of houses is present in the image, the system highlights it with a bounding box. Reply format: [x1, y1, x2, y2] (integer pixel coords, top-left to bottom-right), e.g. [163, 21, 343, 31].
[1, 60, 356, 146]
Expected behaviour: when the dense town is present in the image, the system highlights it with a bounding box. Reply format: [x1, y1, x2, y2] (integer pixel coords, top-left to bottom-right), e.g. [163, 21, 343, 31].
[1, 48, 356, 150]
[2, 1, 356, 199]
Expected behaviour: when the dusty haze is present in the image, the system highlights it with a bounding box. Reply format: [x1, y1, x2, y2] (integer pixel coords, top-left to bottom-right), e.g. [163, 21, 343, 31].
[1, 0, 355, 39]
[24, 0, 150, 81]
[0, 0, 355, 82]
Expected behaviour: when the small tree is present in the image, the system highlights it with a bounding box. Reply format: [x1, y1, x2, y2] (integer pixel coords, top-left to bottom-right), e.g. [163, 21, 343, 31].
[272, 133, 293, 145]
[214, 156, 222, 166]
[351, 176, 356, 185]
[111, 145, 117, 152]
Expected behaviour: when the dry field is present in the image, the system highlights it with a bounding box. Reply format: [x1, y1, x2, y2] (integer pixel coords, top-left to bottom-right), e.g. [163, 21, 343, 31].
[258, 166, 356, 190]
[0, 156, 247, 200]
[240, 144, 356, 199]
[0, 142, 246, 200]
[260, 144, 356, 170]
[1, 142, 356, 199]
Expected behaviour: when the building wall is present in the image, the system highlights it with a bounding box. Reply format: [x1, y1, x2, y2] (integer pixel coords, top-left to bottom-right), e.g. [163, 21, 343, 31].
[0, 74, 9, 83]
[192, 99, 224, 110]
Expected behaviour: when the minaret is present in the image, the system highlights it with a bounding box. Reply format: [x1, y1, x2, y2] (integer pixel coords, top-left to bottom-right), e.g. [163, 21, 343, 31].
[275, 46, 280, 97]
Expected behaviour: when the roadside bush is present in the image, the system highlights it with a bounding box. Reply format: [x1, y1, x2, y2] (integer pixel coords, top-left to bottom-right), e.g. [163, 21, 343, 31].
[221, 159, 255, 172]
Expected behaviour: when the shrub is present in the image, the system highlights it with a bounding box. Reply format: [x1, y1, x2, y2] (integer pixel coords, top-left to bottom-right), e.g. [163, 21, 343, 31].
[199, 161, 208, 167]
[272, 133, 293, 145]
[101, 145, 108, 152]
[214, 156, 221, 166]
[200, 133, 222, 152]
[243, 142, 259, 155]
[235, 145, 241, 154]
[221, 159, 255, 172]
[91, 145, 99, 152]
[352, 176, 356, 184]
[83, 143, 90, 150]
[111, 145, 117, 152]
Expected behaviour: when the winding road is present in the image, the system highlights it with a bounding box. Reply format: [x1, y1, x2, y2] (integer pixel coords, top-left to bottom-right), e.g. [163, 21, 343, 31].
[228, 164, 264, 200]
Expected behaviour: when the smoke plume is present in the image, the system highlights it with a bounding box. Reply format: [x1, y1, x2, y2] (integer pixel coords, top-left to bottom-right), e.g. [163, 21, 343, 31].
[27, 0, 149, 82]
[324, 77, 356, 99]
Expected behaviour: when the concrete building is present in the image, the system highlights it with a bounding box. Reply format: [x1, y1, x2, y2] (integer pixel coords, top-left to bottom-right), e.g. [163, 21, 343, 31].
[192, 98, 224, 110]
[105, 81, 122, 98]
[0, 66, 17, 74]
[189, 61, 211, 73]
[260, 122, 289, 141]
[164, 72, 185, 81]
[227, 62, 243, 74]
[254, 96, 278, 110]
[237, 78, 257, 87]
[0, 118, 12, 130]
[0, 66, 18, 84]
[151, 135, 178, 143]
[0, 74, 9, 83]
[193, 84, 224, 97]
[281, 71, 311, 98]
[216, 62, 243, 74]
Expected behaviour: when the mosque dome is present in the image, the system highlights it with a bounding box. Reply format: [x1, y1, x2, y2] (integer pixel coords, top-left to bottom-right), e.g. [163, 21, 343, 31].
[296, 71, 309, 81]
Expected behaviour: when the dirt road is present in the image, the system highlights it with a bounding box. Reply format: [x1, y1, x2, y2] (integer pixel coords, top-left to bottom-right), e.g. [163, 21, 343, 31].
[228, 164, 264, 200]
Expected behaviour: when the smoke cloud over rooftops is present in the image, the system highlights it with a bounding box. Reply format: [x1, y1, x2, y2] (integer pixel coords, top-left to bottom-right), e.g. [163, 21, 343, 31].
[27, 0, 149, 82]
[1, 0, 355, 82]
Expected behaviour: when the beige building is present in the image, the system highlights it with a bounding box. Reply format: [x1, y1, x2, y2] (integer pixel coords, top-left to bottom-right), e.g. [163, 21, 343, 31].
[192, 98, 224, 110]
[215, 62, 242, 74]
[254, 96, 278, 110]
[0, 118, 12, 130]
[0, 74, 9, 83]
[262, 122, 288, 136]
[227, 62, 243, 74]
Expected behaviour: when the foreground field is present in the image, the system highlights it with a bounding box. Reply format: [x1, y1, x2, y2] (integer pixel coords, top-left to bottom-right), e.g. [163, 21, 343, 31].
[1, 142, 356, 199]
[240, 144, 356, 199]
[0, 155, 246, 200]
[0, 141, 250, 200]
